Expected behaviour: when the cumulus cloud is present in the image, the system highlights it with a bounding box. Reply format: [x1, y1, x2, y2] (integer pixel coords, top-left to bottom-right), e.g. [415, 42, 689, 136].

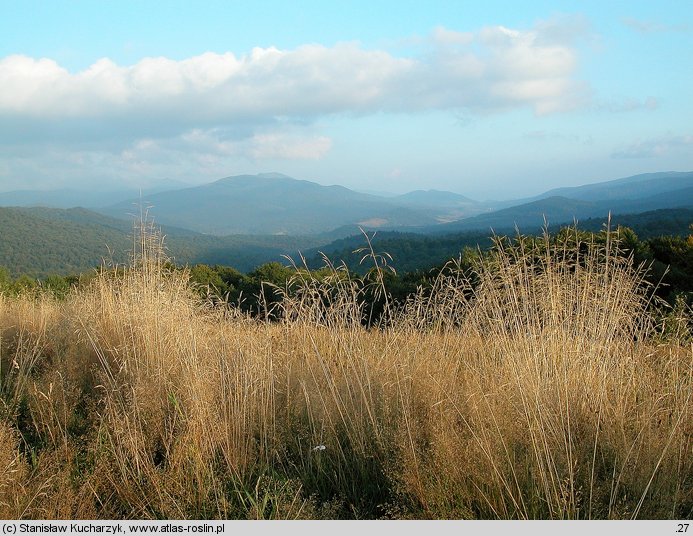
[0, 21, 598, 187]
[596, 96, 658, 113]
[432, 26, 474, 45]
[247, 134, 332, 160]
[611, 134, 693, 159]
[523, 130, 579, 142]
[177, 129, 332, 160]
[622, 17, 690, 34]
[0, 22, 589, 132]
[522, 130, 594, 146]
[0, 125, 334, 189]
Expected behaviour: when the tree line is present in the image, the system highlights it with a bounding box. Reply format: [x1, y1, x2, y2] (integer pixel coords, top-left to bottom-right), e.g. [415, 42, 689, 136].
[2, 224, 691, 326]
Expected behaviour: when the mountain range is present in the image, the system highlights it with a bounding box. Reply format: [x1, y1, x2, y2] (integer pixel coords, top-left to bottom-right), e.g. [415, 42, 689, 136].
[102, 170, 691, 235]
[516, 171, 693, 204]
[98, 173, 462, 234]
[3, 171, 690, 237]
[0, 170, 691, 276]
[0, 179, 190, 210]
[430, 186, 693, 234]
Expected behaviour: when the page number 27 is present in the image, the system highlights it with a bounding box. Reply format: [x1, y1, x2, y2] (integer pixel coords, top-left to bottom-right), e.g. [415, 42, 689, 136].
[677, 524, 689, 533]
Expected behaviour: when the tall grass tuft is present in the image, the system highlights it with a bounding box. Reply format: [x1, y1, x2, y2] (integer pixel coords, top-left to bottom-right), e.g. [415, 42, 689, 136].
[391, 228, 692, 518]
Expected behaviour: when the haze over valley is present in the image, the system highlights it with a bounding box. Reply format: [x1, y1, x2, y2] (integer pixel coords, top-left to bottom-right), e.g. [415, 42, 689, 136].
[0, 170, 691, 277]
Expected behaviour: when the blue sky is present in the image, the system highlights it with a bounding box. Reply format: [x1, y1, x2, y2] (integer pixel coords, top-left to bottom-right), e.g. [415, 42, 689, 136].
[1, 1, 692, 199]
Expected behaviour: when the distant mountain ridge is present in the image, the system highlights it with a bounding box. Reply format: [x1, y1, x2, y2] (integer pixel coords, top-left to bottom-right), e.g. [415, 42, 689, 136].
[406, 171, 691, 234]
[431, 186, 693, 234]
[100, 174, 442, 235]
[538, 171, 693, 201]
[0, 180, 190, 209]
[1, 202, 691, 278]
[493, 171, 693, 208]
[100, 170, 693, 236]
[2, 170, 691, 238]
[0, 189, 137, 209]
[392, 189, 476, 207]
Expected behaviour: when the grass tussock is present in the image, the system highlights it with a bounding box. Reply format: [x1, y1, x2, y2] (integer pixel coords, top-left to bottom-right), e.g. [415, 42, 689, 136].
[0, 224, 690, 519]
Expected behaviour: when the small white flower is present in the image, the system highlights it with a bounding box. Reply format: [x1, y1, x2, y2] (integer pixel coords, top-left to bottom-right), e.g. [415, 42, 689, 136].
[312, 444, 326, 451]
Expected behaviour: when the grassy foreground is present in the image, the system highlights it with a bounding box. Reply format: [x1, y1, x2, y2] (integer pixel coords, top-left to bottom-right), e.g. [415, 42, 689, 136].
[0, 228, 691, 519]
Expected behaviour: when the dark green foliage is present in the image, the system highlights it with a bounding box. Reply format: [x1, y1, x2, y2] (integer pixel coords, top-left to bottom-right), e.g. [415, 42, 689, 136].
[0, 207, 131, 277]
[305, 230, 494, 274]
[240, 262, 298, 317]
[645, 234, 693, 306]
[0, 266, 10, 291]
[41, 274, 72, 298]
[2, 206, 692, 321]
[11, 274, 39, 294]
[2, 205, 691, 280]
[0, 206, 324, 277]
[304, 209, 693, 276]
[189, 264, 229, 297]
[566, 208, 693, 239]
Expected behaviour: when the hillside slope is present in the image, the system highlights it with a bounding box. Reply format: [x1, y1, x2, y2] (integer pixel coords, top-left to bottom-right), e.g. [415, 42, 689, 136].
[0, 207, 325, 277]
[435, 186, 693, 234]
[307, 207, 693, 274]
[101, 174, 438, 235]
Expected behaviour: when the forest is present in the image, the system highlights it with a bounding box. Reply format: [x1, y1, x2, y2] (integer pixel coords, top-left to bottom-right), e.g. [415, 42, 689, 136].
[2, 222, 692, 321]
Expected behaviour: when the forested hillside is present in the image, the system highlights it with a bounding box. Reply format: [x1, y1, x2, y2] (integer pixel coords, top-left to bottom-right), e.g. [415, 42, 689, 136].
[4, 217, 691, 323]
[100, 174, 440, 235]
[0, 207, 324, 277]
[1, 207, 691, 290]
[0, 207, 132, 276]
[307, 208, 693, 274]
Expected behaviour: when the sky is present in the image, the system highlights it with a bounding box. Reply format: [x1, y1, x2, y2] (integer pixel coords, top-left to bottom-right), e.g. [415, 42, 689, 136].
[1, 1, 692, 200]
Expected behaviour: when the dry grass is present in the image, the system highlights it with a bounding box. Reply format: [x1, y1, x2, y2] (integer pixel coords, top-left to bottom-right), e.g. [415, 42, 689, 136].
[0, 225, 690, 519]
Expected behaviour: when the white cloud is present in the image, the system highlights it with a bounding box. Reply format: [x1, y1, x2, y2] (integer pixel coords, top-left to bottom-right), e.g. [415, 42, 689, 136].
[596, 96, 658, 113]
[611, 134, 693, 159]
[0, 20, 602, 188]
[523, 130, 580, 142]
[0, 126, 334, 190]
[622, 17, 690, 34]
[387, 167, 403, 178]
[0, 22, 588, 130]
[248, 134, 332, 160]
[177, 129, 332, 160]
[432, 26, 474, 45]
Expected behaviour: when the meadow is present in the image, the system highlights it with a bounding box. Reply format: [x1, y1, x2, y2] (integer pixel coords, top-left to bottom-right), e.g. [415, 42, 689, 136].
[0, 225, 691, 519]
